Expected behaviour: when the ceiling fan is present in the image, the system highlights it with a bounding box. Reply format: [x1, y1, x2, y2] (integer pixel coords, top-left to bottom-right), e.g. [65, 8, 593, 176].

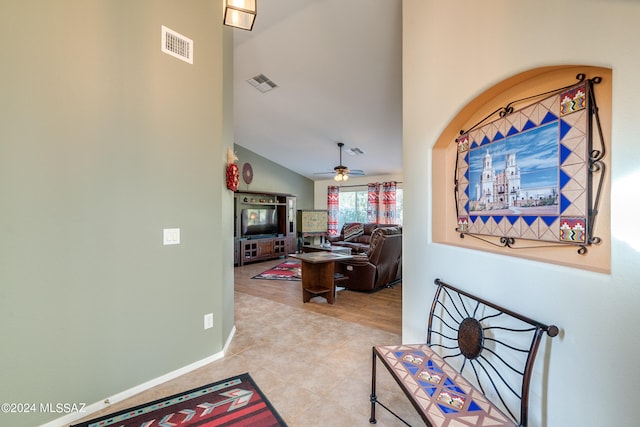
[314, 142, 365, 181]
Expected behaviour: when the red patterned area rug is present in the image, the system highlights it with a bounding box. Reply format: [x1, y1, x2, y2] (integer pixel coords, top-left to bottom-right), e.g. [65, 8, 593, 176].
[252, 260, 301, 281]
[71, 373, 287, 427]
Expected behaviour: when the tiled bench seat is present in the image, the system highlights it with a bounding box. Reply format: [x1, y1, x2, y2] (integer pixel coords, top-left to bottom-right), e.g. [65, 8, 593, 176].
[369, 279, 559, 427]
[372, 344, 515, 426]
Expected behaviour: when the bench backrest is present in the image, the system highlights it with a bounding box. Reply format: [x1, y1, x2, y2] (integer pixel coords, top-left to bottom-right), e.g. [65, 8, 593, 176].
[427, 279, 559, 426]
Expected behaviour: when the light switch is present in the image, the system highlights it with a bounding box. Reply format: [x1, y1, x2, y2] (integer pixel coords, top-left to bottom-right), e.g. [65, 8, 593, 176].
[204, 313, 214, 329]
[163, 228, 180, 245]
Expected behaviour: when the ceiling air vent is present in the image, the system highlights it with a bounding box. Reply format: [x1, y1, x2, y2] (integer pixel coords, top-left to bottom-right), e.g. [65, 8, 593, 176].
[247, 74, 278, 93]
[344, 147, 365, 156]
[161, 26, 193, 64]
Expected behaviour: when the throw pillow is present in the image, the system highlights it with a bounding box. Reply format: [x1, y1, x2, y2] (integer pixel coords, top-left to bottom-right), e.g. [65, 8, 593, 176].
[368, 228, 383, 254]
[343, 223, 364, 242]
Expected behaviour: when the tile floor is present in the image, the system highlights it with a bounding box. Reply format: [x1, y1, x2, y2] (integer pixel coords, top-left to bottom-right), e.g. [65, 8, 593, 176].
[72, 292, 424, 426]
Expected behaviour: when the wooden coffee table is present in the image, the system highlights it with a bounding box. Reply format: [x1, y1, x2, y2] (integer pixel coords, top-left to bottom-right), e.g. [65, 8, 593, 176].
[289, 252, 353, 304]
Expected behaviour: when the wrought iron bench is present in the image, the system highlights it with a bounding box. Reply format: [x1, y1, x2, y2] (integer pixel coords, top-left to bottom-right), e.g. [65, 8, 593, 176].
[370, 278, 559, 426]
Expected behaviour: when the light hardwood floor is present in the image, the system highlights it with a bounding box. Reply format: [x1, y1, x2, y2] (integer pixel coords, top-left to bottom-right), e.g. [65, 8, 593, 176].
[234, 257, 403, 335]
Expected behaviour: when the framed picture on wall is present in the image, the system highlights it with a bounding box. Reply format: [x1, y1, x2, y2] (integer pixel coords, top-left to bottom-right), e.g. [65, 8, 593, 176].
[455, 75, 605, 253]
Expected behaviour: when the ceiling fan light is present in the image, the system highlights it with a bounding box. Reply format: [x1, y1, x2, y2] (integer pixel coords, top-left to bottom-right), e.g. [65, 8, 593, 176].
[326, 142, 358, 182]
[334, 171, 349, 181]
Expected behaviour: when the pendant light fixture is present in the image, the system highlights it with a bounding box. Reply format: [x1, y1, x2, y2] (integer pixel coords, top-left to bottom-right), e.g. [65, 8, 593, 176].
[334, 143, 350, 181]
[223, 0, 257, 31]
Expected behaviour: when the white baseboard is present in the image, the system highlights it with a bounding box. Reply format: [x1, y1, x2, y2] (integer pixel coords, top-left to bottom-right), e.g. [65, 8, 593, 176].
[224, 325, 237, 354]
[41, 325, 237, 427]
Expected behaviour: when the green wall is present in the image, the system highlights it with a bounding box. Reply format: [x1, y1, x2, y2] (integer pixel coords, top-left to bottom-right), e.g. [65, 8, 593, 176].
[233, 144, 314, 210]
[0, 2, 233, 426]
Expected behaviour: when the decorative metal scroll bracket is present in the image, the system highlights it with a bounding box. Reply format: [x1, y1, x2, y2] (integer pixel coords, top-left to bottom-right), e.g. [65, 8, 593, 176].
[586, 76, 606, 249]
[459, 73, 588, 136]
[459, 232, 592, 255]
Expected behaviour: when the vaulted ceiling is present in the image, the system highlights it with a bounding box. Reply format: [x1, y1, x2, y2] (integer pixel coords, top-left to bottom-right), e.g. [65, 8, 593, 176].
[232, 0, 403, 181]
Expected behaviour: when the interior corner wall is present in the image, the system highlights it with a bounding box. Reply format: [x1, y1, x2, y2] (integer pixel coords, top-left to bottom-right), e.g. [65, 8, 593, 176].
[0, 2, 230, 426]
[233, 144, 315, 210]
[403, 1, 640, 426]
[221, 27, 236, 352]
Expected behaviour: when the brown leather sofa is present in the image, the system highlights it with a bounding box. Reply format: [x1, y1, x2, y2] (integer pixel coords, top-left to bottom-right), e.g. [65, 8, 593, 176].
[335, 226, 402, 291]
[328, 222, 399, 253]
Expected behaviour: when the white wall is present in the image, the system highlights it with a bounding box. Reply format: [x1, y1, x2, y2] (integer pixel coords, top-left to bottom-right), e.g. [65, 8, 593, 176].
[313, 173, 404, 209]
[404, 1, 640, 426]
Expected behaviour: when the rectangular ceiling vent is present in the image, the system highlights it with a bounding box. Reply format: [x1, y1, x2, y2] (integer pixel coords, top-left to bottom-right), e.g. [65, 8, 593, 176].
[344, 147, 365, 156]
[247, 74, 278, 93]
[161, 25, 193, 64]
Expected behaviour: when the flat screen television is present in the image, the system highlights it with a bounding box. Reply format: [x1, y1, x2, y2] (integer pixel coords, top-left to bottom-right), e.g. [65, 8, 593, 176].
[241, 208, 278, 237]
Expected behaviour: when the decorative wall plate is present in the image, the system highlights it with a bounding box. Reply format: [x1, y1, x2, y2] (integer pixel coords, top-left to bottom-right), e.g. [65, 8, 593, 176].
[242, 162, 253, 184]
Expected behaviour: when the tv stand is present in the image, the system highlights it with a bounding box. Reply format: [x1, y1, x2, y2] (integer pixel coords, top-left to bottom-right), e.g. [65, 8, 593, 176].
[237, 236, 291, 266]
[234, 192, 296, 266]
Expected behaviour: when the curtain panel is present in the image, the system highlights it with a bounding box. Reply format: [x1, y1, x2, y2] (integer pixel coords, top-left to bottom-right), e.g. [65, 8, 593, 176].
[367, 183, 380, 223]
[381, 181, 397, 224]
[327, 185, 340, 236]
[366, 181, 397, 224]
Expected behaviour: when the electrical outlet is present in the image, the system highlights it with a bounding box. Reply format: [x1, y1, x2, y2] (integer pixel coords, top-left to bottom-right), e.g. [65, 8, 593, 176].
[204, 313, 214, 330]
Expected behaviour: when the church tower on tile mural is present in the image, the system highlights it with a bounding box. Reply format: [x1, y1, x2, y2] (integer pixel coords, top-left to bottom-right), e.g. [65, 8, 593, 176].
[476, 151, 521, 209]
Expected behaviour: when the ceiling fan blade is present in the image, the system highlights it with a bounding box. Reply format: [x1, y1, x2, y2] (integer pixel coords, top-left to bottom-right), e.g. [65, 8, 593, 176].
[348, 169, 365, 176]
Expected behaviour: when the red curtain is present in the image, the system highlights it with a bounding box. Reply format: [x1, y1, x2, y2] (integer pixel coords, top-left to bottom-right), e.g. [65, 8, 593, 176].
[327, 185, 340, 237]
[381, 181, 397, 224]
[367, 183, 380, 223]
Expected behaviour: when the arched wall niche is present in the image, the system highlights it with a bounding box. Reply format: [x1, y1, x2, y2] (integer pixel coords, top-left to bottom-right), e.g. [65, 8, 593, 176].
[432, 66, 611, 273]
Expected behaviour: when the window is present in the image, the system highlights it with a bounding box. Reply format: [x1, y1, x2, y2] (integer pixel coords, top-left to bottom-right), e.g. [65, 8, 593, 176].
[338, 191, 368, 228]
[338, 188, 403, 230]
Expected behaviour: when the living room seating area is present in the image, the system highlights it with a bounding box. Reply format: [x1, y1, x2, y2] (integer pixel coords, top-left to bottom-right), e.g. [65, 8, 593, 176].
[334, 225, 402, 292]
[328, 222, 399, 253]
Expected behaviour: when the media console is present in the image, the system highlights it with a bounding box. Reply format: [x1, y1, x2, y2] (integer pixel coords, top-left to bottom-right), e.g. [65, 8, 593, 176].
[234, 191, 296, 266]
[236, 236, 293, 266]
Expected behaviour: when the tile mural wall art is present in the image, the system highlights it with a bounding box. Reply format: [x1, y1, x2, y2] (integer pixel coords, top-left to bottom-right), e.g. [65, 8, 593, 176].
[455, 74, 606, 254]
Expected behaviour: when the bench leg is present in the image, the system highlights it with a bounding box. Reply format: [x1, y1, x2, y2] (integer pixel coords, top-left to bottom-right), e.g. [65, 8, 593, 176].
[370, 347, 378, 424]
[369, 347, 413, 427]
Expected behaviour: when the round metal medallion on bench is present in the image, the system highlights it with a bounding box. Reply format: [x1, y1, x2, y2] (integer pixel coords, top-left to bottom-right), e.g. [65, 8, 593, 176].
[457, 317, 484, 359]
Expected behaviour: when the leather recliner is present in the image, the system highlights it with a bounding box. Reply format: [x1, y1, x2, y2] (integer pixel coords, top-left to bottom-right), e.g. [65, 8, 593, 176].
[329, 222, 398, 253]
[335, 226, 402, 291]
